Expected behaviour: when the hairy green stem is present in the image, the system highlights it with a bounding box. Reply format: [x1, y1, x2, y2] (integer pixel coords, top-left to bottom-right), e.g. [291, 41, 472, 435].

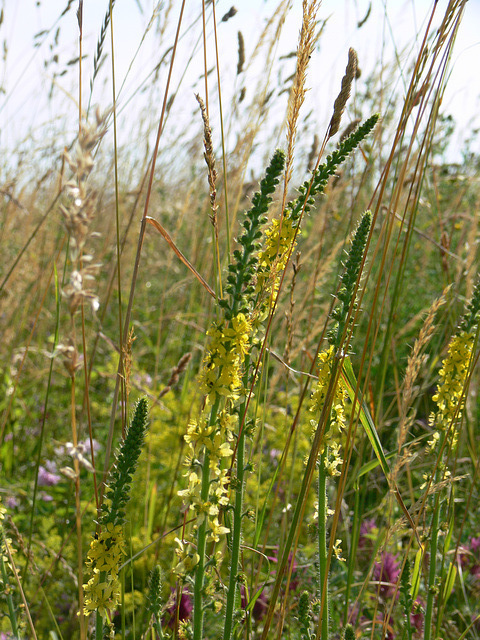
[193, 399, 219, 640]
[318, 449, 329, 640]
[223, 395, 248, 640]
[424, 478, 442, 640]
[95, 609, 103, 639]
[193, 451, 211, 640]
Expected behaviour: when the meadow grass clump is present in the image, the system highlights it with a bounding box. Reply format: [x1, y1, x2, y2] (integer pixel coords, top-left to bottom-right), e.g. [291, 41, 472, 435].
[0, 1, 479, 639]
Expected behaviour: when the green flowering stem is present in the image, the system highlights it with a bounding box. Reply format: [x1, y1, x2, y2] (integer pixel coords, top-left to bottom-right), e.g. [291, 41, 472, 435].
[95, 605, 104, 639]
[260, 358, 341, 640]
[223, 386, 249, 640]
[424, 434, 444, 640]
[193, 399, 219, 640]
[317, 448, 329, 640]
[147, 565, 164, 639]
[193, 451, 211, 640]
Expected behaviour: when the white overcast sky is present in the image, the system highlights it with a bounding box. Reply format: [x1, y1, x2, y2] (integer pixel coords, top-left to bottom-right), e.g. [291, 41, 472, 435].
[1, 0, 479, 161]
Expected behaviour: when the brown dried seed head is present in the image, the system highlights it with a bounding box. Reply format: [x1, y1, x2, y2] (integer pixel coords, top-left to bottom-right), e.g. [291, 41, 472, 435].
[328, 47, 358, 139]
[195, 94, 218, 218]
[237, 31, 245, 75]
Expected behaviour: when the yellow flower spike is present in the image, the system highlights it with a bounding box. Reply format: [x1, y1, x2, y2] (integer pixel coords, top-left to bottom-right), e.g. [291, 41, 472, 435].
[432, 330, 474, 431]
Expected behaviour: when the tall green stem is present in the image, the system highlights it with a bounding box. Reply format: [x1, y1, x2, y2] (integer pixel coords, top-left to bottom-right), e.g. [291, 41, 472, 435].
[424, 439, 444, 640]
[193, 452, 211, 640]
[318, 448, 329, 640]
[193, 400, 219, 640]
[223, 395, 247, 640]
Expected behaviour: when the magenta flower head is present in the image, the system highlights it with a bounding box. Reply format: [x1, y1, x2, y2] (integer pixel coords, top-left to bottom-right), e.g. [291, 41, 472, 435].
[358, 518, 378, 549]
[165, 589, 193, 628]
[373, 552, 401, 600]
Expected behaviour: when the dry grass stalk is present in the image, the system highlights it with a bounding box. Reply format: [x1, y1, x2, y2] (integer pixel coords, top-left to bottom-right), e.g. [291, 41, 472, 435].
[327, 47, 357, 139]
[221, 6, 237, 23]
[195, 93, 218, 226]
[307, 133, 319, 172]
[394, 287, 450, 474]
[122, 326, 136, 405]
[339, 118, 361, 143]
[284, 0, 321, 186]
[158, 351, 192, 399]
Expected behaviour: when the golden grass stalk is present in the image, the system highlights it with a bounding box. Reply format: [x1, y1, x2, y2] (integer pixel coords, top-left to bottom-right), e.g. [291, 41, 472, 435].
[284, 0, 321, 188]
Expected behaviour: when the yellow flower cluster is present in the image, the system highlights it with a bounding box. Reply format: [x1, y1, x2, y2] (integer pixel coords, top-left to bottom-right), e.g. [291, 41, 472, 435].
[83, 523, 126, 617]
[198, 313, 252, 405]
[430, 330, 474, 435]
[256, 215, 299, 297]
[310, 346, 348, 472]
[177, 410, 236, 567]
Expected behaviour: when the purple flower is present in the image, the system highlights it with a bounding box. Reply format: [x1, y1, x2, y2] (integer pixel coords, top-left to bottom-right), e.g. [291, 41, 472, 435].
[358, 518, 378, 549]
[373, 552, 400, 600]
[411, 597, 424, 633]
[459, 536, 480, 580]
[5, 496, 19, 509]
[470, 537, 480, 553]
[165, 589, 192, 628]
[37, 465, 61, 486]
[78, 438, 101, 454]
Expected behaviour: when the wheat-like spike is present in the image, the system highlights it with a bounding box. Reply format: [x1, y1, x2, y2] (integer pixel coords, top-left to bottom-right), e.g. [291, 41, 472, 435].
[328, 47, 357, 139]
[285, 0, 321, 186]
[91, 0, 116, 91]
[195, 94, 218, 223]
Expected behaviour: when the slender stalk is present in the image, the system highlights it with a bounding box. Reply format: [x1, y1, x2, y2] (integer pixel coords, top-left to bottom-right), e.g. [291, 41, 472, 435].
[193, 399, 220, 640]
[95, 607, 103, 639]
[317, 448, 329, 640]
[424, 435, 444, 640]
[223, 388, 248, 640]
[71, 377, 85, 638]
[193, 452, 211, 640]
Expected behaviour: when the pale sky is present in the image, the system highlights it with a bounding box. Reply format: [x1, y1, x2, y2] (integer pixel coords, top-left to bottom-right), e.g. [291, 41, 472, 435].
[1, 0, 479, 164]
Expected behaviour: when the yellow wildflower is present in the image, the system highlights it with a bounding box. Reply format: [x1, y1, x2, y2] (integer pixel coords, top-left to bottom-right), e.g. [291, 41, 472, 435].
[432, 330, 474, 429]
[256, 216, 299, 296]
[310, 346, 348, 444]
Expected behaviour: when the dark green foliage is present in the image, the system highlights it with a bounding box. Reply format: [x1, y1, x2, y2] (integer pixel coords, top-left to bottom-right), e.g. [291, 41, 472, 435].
[330, 210, 372, 348]
[460, 275, 480, 333]
[343, 623, 356, 640]
[147, 565, 164, 637]
[221, 148, 285, 318]
[286, 114, 379, 223]
[400, 558, 413, 640]
[297, 591, 313, 640]
[100, 397, 149, 527]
